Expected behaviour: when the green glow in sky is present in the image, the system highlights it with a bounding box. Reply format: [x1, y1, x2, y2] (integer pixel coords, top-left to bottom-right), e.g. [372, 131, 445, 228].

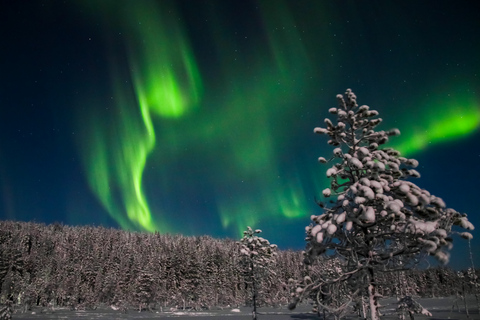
[75, 1, 479, 239]
[77, 1, 202, 232]
[125, 3, 202, 119]
[143, 1, 318, 236]
[78, 73, 160, 232]
[211, 3, 317, 234]
[390, 89, 480, 156]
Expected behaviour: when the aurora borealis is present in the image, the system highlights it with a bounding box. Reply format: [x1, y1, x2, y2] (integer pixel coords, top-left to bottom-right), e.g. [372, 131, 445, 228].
[0, 0, 479, 269]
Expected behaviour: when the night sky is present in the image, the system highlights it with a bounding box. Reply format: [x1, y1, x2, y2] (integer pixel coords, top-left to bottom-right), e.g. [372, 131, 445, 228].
[1, 0, 479, 269]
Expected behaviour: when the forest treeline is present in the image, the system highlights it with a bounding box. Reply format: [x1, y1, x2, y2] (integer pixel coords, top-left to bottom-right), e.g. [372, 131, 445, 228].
[0, 220, 478, 312]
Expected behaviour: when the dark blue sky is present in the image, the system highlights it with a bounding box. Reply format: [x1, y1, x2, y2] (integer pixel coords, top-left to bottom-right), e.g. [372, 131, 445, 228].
[0, 0, 479, 269]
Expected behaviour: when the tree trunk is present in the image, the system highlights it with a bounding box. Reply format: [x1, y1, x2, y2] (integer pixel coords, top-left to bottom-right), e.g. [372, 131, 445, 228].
[251, 260, 257, 320]
[361, 296, 368, 319]
[252, 284, 257, 320]
[462, 283, 469, 318]
[367, 268, 379, 320]
[467, 239, 480, 314]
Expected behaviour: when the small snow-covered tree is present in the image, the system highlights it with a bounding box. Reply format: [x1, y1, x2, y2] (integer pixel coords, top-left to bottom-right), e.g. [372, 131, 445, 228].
[239, 227, 277, 320]
[291, 89, 475, 320]
[134, 268, 155, 311]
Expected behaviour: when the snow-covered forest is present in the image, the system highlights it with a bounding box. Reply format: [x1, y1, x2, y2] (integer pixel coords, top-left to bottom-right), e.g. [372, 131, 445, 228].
[0, 220, 478, 314]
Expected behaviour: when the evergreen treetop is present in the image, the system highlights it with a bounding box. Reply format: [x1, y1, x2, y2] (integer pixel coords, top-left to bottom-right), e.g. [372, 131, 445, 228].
[306, 89, 474, 267]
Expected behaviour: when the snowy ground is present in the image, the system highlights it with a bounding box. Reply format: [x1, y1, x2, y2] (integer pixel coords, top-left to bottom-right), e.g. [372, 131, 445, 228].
[11, 296, 478, 319]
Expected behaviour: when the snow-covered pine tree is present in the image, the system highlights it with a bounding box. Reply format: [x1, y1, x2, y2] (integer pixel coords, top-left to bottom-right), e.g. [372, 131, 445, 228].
[239, 227, 277, 320]
[292, 89, 475, 320]
[134, 263, 156, 311]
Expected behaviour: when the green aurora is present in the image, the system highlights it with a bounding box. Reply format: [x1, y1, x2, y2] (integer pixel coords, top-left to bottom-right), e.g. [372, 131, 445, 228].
[73, 1, 479, 237]
[77, 1, 202, 232]
[389, 88, 480, 156]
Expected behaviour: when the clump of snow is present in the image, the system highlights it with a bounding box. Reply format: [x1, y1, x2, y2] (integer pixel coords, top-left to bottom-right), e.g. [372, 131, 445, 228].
[336, 212, 346, 224]
[408, 158, 419, 167]
[355, 197, 366, 204]
[418, 194, 430, 205]
[311, 225, 322, 237]
[409, 218, 438, 234]
[326, 168, 337, 177]
[326, 224, 337, 235]
[460, 232, 473, 240]
[345, 220, 353, 231]
[349, 157, 363, 169]
[357, 147, 370, 158]
[430, 196, 446, 208]
[409, 169, 421, 178]
[435, 251, 449, 264]
[457, 217, 475, 230]
[432, 228, 447, 238]
[387, 201, 401, 214]
[323, 188, 332, 197]
[406, 193, 418, 206]
[314, 127, 328, 134]
[316, 232, 324, 242]
[360, 186, 375, 200]
[398, 183, 410, 194]
[361, 206, 375, 223]
[374, 161, 385, 171]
